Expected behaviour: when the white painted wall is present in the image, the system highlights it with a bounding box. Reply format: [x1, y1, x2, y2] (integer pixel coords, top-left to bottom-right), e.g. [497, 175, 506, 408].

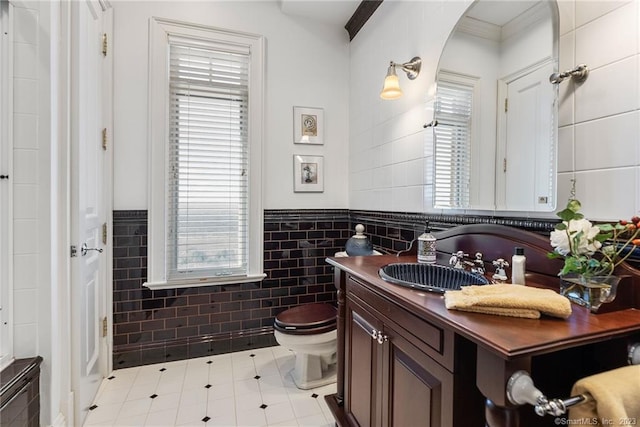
[112, 0, 351, 210]
[349, 0, 640, 222]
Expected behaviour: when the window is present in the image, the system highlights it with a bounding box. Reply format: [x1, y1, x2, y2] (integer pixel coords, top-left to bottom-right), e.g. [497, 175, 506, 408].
[147, 19, 265, 289]
[433, 74, 476, 209]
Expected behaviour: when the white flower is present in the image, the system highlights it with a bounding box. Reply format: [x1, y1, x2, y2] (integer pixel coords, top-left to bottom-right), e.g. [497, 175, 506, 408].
[550, 218, 602, 256]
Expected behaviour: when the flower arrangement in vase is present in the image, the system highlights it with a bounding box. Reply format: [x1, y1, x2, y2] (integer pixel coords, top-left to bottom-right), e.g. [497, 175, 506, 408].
[547, 185, 640, 312]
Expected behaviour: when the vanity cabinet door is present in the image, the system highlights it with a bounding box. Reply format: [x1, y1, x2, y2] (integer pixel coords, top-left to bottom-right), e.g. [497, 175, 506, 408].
[345, 295, 383, 427]
[382, 325, 454, 427]
[346, 289, 455, 427]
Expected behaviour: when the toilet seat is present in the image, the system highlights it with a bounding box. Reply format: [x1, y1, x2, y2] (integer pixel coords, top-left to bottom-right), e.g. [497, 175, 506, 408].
[274, 303, 337, 335]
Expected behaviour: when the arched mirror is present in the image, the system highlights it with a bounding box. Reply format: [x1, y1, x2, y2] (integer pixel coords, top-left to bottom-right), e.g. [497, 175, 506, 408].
[432, 0, 559, 212]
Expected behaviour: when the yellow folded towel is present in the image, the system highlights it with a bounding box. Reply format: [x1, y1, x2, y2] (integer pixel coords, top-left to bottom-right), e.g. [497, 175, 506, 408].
[444, 284, 572, 319]
[569, 365, 640, 425]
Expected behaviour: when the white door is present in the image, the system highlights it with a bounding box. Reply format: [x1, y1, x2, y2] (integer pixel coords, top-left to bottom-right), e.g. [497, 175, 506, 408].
[70, 1, 111, 424]
[497, 62, 555, 212]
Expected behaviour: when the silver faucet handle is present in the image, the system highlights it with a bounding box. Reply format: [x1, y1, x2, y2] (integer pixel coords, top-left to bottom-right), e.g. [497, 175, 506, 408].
[492, 258, 509, 281]
[492, 258, 509, 268]
[471, 252, 485, 274]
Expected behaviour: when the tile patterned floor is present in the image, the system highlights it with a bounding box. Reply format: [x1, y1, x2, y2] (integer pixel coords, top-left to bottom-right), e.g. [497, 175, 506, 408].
[84, 345, 336, 426]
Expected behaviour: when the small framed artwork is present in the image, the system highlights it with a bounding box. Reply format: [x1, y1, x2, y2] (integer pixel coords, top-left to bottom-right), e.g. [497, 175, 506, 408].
[293, 155, 324, 192]
[293, 106, 324, 145]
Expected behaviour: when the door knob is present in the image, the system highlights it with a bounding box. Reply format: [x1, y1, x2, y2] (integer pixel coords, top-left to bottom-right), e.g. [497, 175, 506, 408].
[81, 243, 103, 256]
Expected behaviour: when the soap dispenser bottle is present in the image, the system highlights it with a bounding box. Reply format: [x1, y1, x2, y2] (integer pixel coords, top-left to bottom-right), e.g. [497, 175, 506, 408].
[511, 247, 526, 285]
[417, 221, 437, 264]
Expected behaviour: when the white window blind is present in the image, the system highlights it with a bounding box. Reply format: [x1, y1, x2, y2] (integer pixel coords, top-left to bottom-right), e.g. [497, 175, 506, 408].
[434, 81, 473, 208]
[167, 35, 250, 281]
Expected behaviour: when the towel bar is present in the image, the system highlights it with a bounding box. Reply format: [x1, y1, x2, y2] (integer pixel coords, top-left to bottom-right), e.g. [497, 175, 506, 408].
[506, 343, 640, 417]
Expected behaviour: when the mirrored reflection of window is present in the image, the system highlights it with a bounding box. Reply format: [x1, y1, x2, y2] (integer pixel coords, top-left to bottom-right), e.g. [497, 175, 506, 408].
[434, 78, 475, 209]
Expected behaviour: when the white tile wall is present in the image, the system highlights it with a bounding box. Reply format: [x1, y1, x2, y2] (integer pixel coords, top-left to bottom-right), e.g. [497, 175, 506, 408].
[574, 112, 639, 170]
[575, 1, 637, 70]
[349, 0, 640, 221]
[11, 1, 41, 359]
[575, 56, 639, 123]
[557, 126, 574, 173]
[574, 0, 631, 28]
[12, 254, 38, 290]
[12, 114, 38, 149]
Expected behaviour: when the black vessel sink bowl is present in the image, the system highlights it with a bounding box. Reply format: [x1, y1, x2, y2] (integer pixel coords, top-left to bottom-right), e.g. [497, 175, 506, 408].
[379, 263, 490, 293]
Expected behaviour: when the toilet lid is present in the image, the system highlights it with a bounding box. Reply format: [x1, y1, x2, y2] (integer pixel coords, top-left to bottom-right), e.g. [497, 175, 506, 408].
[274, 303, 337, 335]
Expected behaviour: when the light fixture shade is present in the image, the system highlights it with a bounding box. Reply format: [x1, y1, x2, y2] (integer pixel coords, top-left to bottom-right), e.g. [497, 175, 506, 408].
[380, 74, 403, 100]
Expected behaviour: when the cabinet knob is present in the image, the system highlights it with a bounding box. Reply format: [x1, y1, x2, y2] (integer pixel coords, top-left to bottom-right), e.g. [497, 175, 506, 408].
[377, 334, 388, 345]
[371, 329, 378, 340]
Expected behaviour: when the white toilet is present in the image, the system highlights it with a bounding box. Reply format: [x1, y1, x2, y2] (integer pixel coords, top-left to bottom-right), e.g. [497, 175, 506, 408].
[273, 303, 337, 390]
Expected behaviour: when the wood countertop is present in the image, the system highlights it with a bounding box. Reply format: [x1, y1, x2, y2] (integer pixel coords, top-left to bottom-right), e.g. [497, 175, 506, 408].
[327, 254, 640, 360]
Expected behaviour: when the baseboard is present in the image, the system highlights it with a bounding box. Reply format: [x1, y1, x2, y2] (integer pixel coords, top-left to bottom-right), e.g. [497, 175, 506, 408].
[112, 327, 277, 369]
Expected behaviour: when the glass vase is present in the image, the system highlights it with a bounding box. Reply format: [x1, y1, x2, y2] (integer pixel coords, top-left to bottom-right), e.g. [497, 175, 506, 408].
[559, 274, 621, 313]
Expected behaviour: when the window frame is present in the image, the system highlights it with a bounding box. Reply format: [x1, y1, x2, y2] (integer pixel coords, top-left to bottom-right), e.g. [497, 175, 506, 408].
[146, 18, 265, 289]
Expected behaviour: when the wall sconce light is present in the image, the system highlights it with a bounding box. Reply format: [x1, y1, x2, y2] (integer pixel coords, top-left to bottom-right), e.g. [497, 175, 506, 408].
[380, 56, 422, 100]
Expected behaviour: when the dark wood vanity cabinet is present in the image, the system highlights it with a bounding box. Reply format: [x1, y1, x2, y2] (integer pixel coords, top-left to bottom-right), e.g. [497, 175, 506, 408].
[343, 275, 482, 427]
[326, 224, 640, 427]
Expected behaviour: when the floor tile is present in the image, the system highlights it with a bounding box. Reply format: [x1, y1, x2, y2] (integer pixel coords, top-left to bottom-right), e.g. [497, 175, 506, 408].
[144, 408, 179, 426]
[126, 384, 157, 401]
[90, 345, 337, 427]
[175, 401, 208, 426]
[115, 412, 148, 426]
[83, 401, 123, 425]
[296, 413, 330, 427]
[234, 378, 261, 396]
[149, 392, 181, 412]
[118, 397, 153, 419]
[289, 395, 323, 419]
[235, 406, 267, 427]
[264, 401, 296, 425]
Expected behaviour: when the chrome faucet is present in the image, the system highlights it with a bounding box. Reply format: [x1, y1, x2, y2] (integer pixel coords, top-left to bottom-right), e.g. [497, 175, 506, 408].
[492, 258, 509, 282]
[449, 251, 469, 269]
[450, 251, 486, 275]
[471, 252, 485, 275]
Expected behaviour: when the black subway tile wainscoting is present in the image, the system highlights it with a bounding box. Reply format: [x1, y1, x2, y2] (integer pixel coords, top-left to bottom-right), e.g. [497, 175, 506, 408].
[112, 209, 557, 368]
[112, 210, 350, 368]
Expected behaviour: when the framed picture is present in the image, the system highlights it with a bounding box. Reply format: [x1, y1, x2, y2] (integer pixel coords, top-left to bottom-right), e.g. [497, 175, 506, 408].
[293, 155, 324, 192]
[293, 106, 324, 145]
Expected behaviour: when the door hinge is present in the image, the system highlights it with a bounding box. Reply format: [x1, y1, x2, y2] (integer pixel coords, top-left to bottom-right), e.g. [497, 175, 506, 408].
[504, 98, 508, 112]
[102, 128, 107, 150]
[102, 223, 107, 245]
[102, 33, 108, 56]
[70, 245, 77, 257]
[503, 158, 507, 172]
[102, 316, 108, 337]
